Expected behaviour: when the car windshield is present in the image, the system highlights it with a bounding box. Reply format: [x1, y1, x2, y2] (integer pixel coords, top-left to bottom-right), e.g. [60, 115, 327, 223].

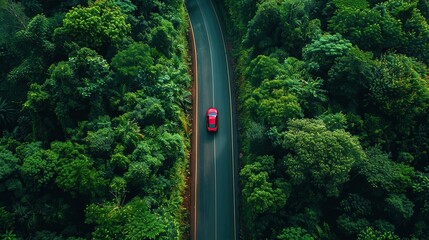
[208, 123, 216, 128]
[208, 113, 217, 117]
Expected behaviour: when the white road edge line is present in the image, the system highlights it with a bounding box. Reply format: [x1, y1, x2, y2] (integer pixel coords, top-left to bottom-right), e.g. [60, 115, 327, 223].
[188, 13, 198, 240]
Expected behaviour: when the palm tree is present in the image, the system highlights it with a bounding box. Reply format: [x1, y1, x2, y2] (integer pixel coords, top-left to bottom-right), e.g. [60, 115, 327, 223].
[0, 97, 16, 128]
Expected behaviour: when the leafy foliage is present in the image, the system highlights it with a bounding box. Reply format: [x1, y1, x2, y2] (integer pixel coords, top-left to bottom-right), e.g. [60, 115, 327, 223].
[277, 227, 314, 240]
[86, 197, 165, 239]
[224, 0, 429, 238]
[53, 0, 131, 51]
[111, 42, 154, 91]
[273, 119, 364, 196]
[25, 47, 113, 134]
[358, 147, 415, 193]
[0, 0, 191, 238]
[0, 98, 16, 129]
[303, 33, 353, 75]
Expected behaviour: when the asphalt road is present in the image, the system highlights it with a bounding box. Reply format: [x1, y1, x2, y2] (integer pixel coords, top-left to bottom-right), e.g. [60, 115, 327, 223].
[186, 0, 238, 239]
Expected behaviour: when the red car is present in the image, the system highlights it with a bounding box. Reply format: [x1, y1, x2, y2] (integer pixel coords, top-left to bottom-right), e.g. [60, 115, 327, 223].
[206, 107, 218, 132]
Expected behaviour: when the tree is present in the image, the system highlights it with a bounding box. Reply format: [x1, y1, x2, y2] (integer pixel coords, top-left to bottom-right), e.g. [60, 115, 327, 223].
[109, 144, 130, 171]
[241, 172, 286, 215]
[1, 230, 19, 240]
[271, 119, 365, 197]
[55, 156, 106, 198]
[327, 47, 376, 110]
[85, 126, 115, 158]
[337, 215, 370, 237]
[124, 125, 184, 194]
[245, 55, 285, 87]
[109, 176, 127, 207]
[225, 0, 258, 33]
[112, 0, 136, 14]
[370, 54, 429, 119]
[378, 0, 429, 65]
[243, 0, 283, 55]
[0, 146, 19, 182]
[20, 147, 58, 190]
[0, 0, 28, 43]
[53, 0, 130, 51]
[418, 0, 429, 20]
[113, 115, 143, 152]
[336, 194, 373, 237]
[340, 194, 372, 218]
[279, 57, 327, 115]
[245, 120, 271, 155]
[12, 14, 54, 59]
[5, 14, 55, 106]
[247, 78, 305, 129]
[0, 207, 13, 233]
[121, 92, 166, 127]
[357, 227, 400, 240]
[331, 0, 369, 10]
[328, 5, 403, 53]
[134, 0, 163, 19]
[278, 0, 322, 57]
[358, 147, 415, 193]
[302, 33, 353, 77]
[384, 194, 415, 223]
[240, 155, 290, 239]
[25, 47, 113, 132]
[0, 98, 16, 129]
[256, 89, 303, 127]
[277, 227, 314, 240]
[85, 197, 165, 240]
[318, 112, 347, 131]
[50, 141, 106, 198]
[125, 139, 163, 190]
[150, 19, 174, 57]
[121, 197, 166, 239]
[367, 53, 429, 152]
[111, 42, 154, 92]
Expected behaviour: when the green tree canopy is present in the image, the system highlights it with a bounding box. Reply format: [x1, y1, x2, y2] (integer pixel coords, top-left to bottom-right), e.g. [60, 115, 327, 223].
[25, 47, 112, 133]
[85, 197, 166, 240]
[357, 227, 400, 240]
[358, 147, 415, 193]
[240, 155, 290, 239]
[51, 141, 106, 198]
[328, 5, 403, 52]
[111, 42, 154, 91]
[243, 0, 283, 54]
[303, 33, 353, 76]
[150, 18, 175, 57]
[369, 53, 429, 122]
[277, 227, 314, 240]
[54, 0, 130, 51]
[20, 144, 58, 190]
[245, 55, 285, 87]
[327, 47, 376, 110]
[271, 118, 365, 197]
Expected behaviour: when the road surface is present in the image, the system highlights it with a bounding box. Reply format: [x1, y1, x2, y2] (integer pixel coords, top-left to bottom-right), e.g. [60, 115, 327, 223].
[186, 0, 238, 239]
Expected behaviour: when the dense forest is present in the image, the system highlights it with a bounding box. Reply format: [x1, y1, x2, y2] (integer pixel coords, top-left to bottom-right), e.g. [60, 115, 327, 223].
[2, 0, 429, 239]
[0, 0, 191, 239]
[222, 0, 429, 239]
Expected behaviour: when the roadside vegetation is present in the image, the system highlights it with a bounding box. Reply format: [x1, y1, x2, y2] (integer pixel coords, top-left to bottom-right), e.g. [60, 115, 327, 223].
[222, 0, 429, 239]
[0, 0, 191, 239]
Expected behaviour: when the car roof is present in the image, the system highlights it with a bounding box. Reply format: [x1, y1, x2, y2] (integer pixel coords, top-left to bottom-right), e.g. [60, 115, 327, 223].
[208, 116, 216, 124]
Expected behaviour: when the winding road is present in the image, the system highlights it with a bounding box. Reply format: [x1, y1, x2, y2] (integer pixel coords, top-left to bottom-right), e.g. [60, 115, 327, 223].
[186, 0, 238, 239]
